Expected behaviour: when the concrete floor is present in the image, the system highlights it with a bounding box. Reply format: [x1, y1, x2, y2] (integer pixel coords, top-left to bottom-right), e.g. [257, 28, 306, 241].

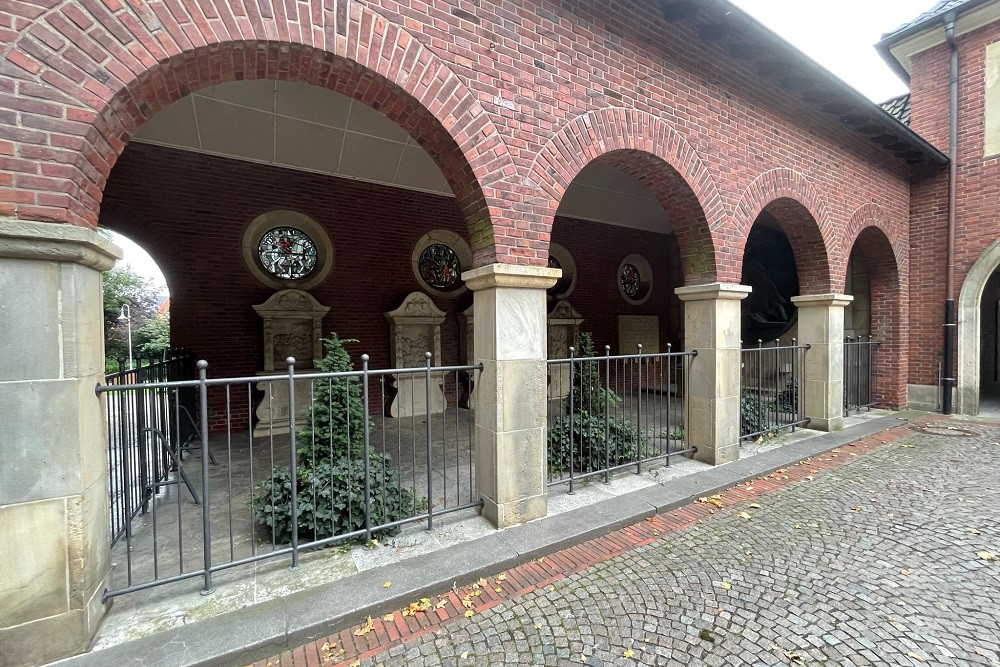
[93, 405, 891, 652]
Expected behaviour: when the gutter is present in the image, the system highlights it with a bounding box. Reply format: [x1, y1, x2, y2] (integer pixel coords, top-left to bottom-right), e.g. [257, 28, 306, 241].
[942, 12, 959, 414]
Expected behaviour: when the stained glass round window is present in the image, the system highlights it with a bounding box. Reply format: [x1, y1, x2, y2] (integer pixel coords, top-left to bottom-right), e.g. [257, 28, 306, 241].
[419, 243, 462, 289]
[620, 263, 642, 299]
[258, 227, 318, 280]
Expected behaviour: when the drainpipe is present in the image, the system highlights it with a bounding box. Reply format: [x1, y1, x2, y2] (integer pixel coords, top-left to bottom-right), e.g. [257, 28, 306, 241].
[942, 12, 959, 414]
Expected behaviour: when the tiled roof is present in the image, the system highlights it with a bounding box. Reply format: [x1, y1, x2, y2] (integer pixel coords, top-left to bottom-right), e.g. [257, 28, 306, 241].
[881, 0, 973, 41]
[880, 93, 911, 126]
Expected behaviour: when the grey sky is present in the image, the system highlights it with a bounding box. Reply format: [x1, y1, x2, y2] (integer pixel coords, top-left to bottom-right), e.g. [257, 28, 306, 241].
[112, 0, 936, 290]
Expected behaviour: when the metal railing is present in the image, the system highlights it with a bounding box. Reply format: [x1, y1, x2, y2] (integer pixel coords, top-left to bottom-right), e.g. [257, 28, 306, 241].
[97, 353, 481, 600]
[545, 344, 696, 492]
[844, 336, 881, 416]
[740, 339, 810, 441]
[104, 348, 196, 545]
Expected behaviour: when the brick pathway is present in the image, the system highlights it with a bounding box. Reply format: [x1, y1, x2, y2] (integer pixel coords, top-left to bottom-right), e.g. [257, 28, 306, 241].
[254, 419, 1000, 666]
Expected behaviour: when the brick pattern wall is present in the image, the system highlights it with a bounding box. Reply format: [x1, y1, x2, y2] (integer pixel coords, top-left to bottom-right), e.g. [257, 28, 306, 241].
[101, 142, 683, 429]
[908, 21, 1000, 388]
[0, 0, 912, 283]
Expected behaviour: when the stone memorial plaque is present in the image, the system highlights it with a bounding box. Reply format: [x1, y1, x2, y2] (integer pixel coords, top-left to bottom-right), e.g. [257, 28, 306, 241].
[618, 315, 660, 355]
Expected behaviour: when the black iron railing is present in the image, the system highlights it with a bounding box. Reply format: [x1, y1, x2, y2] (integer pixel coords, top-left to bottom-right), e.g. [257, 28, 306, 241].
[104, 348, 196, 545]
[844, 336, 881, 416]
[740, 339, 810, 441]
[97, 354, 481, 600]
[545, 345, 696, 492]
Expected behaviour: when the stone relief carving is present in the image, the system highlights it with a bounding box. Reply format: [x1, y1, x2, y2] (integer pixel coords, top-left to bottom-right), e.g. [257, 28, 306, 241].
[385, 292, 447, 417]
[547, 301, 583, 400]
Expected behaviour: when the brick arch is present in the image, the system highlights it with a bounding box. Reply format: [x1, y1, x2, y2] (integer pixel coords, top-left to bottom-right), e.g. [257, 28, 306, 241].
[843, 202, 908, 284]
[0, 2, 512, 265]
[733, 168, 836, 295]
[526, 108, 726, 284]
[845, 223, 907, 410]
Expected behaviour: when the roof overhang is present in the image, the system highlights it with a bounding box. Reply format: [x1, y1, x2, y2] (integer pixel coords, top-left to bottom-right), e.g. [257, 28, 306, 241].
[876, 0, 1000, 83]
[658, 0, 948, 178]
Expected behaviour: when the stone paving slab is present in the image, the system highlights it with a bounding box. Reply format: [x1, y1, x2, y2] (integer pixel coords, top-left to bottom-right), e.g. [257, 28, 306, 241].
[50, 413, 910, 667]
[259, 413, 999, 667]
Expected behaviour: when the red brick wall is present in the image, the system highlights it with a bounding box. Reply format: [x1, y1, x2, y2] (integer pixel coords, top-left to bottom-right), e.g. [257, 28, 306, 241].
[908, 20, 1000, 388]
[0, 0, 912, 283]
[100, 142, 684, 427]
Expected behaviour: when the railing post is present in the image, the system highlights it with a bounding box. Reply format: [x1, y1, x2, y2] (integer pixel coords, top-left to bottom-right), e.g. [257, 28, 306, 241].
[197, 360, 213, 595]
[790, 338, 798, 431]
[604, 345, 611, 483]
[568, 346, 575, 495]
[287, 357, 299, 570]
[425, 351, 434, 530]
[362, 354, 373, 541]
[636, 343, 643, 475]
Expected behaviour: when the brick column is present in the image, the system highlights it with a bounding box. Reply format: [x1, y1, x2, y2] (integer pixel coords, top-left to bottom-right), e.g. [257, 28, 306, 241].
[791, 294, 854, 431]
[463, 263, 559, 528]
[675, 283, 751, 465]
[0, 219, 120, 665]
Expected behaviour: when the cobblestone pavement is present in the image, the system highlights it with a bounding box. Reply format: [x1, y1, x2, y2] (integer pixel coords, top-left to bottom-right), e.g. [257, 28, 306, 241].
[264, 421, 1000, 666]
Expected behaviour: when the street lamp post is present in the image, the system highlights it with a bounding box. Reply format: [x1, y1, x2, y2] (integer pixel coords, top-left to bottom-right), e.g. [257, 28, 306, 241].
[118, 303, 134, 370]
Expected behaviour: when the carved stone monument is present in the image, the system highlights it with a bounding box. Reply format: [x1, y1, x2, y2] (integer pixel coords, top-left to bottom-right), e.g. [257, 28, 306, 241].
[547, 301, 584, 400]
[385, 292, 447, 417]
[253, 289, 330, 436]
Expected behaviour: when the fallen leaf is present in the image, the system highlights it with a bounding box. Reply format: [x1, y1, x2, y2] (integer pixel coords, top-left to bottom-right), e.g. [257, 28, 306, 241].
[749, 503, 761, 509]
[353, 615, 375, 636]
[908, 651, 927, 662]
[794, 524, 801, 529]
[805, 476, 815, 481]
[382, 613, 394, 622]
[461, 651, 469, 659]
[901, 569, 912, 576]
[971, 528, 982, 535]
[496, 573, 507, 582]
[383, 581, 392, 588]
[534, 622, 543, 629]
[737, 511, 752, 520]
[623, 649, 636, 658]
[494, 587, 503, 593]
[350, 661, 361, 667]
[978, 551, 998, 561]
[464, 610, 474, 618]
[719, 581, 732, 590]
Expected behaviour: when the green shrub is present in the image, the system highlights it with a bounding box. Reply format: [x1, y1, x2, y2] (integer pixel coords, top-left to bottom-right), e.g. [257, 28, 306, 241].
[250, 455, 413, 544]
[547, 333, 642, 475]
[252, 334, 412, 544]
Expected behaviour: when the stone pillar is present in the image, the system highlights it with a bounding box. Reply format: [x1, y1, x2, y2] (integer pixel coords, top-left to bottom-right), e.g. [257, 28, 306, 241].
[675, 283, 751, 465]
[791, 294, 853, 431]
[0, 219, 120, 665]
[463, 263, 559, 528]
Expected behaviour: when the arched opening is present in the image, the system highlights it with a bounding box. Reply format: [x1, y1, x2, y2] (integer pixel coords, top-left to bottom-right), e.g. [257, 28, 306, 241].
[93, 68, 498, 607]
[844, 226, 904, 410]
[739, 198, 830, 342]
[100, 231, 171, 373]
[957, 237, 1000, 416]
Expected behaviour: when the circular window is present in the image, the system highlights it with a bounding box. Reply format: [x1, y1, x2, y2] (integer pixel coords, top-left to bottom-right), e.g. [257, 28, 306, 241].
[242, 210, 334, 290]
[411, 230, 473, 298]
[258, 227, 318, 280]
[618, 254, 653, 305]
[547, 243, 577, 301]
[419, 243, 462, 289]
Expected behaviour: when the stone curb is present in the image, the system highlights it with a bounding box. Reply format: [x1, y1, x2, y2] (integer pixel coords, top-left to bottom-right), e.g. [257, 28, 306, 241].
[50, 414, 914, 667]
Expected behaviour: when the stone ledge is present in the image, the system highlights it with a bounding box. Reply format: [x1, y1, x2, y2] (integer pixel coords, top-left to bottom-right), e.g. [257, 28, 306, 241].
[675, 282, 752, 302]
[462, 263, 560, 291]
[0, 218, 121, 271]
[791, 293, 854, 307]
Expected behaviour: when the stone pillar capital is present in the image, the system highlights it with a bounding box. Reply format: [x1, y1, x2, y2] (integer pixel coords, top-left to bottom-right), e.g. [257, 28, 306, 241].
[0, 218, 121, 271]
[791, 293, 854, 308]
[675, 282, 752, 302]
[462, 263, 560, 291]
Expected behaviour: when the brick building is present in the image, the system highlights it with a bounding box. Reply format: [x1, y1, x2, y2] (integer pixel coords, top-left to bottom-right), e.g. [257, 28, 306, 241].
[0, 0, 993, 663]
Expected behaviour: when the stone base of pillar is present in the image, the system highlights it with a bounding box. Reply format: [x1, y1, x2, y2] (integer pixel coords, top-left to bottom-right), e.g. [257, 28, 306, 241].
[675, 283, 751, 466]
[464, 264, 560, 528]
[0, 219, 120, 666]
